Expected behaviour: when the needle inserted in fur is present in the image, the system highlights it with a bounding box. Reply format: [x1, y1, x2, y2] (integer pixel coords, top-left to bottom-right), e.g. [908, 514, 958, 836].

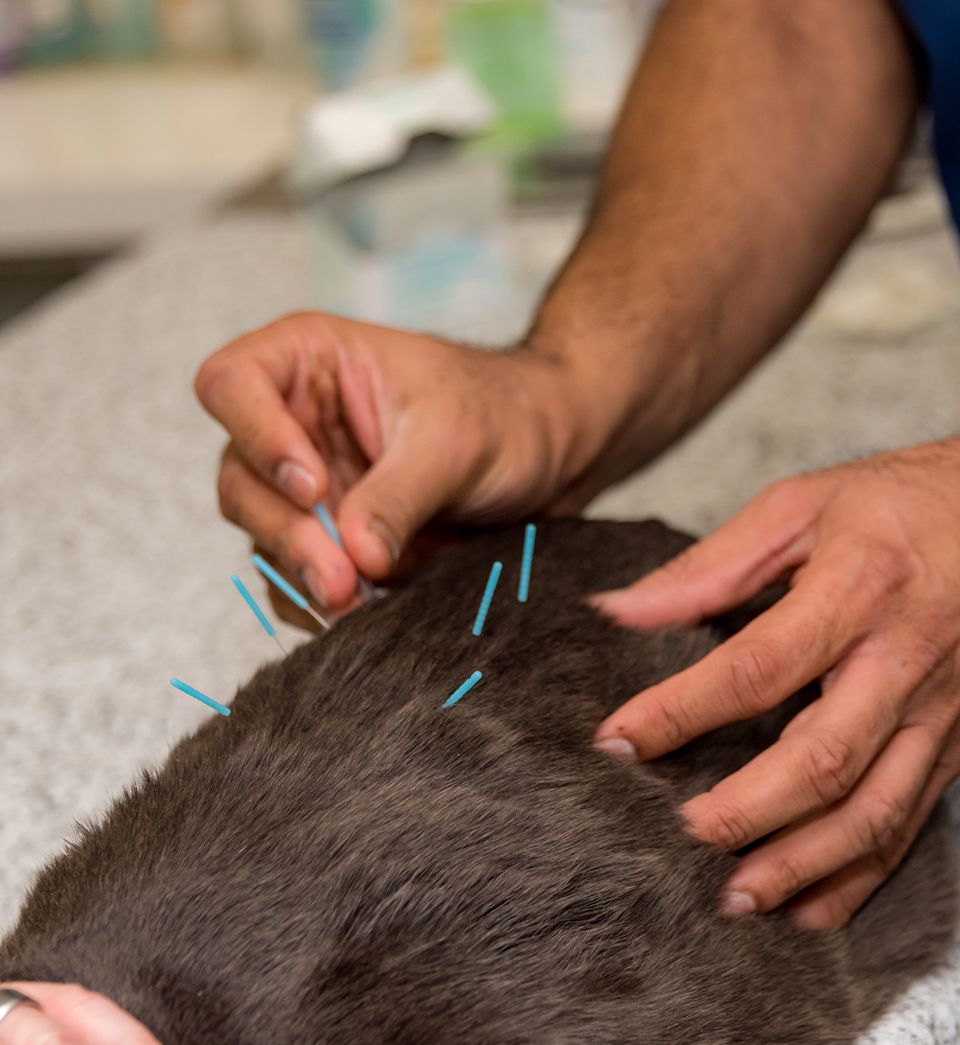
[170, 678, 231, 717]
[231, 574, 287, 655]
[313, 502, 377, 603]
[518, 524, 536, 603]
[472, 561, 503, 636]
[442, 670, 483, 709]
[252, 554, 330, 631]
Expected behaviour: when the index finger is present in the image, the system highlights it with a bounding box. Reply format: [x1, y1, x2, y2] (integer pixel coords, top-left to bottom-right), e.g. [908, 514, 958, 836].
[594, 478, 817, 629]
[595, 564, 866, 759]
[195, 316, 331, 509]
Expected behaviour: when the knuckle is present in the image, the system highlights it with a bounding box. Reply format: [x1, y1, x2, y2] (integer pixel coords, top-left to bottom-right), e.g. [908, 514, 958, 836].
[867, 843, 905, 879]
[798, 731, 859, 805]
[769, 851, 812, 900]
[728, 641, 782, 715]
[271, 311, 321, 350]
[276, 309, 316, 330]
[194, 349, 231, 405]
[758, 476, 810, 516]
[647, 694, 690, 750]
[849, 538, 913, 600]
[701, 801, 755, 850]
[856, 790, 909, 854]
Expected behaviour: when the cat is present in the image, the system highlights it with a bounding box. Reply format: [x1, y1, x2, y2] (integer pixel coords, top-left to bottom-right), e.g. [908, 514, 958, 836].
[0, 519, 955, 1044]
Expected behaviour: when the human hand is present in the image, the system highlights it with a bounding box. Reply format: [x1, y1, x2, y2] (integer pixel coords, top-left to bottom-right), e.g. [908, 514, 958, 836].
[593, 439, 960, 929]
[0, 983, 159, 1044]
[195, 313, 584, 625]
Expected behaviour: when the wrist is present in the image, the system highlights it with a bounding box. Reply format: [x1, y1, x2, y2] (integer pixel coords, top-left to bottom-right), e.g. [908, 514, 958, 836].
[517, 312, 702, 500]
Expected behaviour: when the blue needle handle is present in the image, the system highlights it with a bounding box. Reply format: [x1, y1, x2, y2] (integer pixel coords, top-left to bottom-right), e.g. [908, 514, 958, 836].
[170, 678, 231, 717]
[442, 670, 483, 710]
[518, 524, 536, 603]
[472, 561, 503, 637]
[252, 554, 309, 610]
[314, 502, 379, 604]
[231, 574, 277, 637]
[313, 502, 344, 547]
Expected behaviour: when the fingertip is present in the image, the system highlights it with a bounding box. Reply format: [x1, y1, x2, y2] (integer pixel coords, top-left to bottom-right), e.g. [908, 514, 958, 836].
[342, 514, 400, 580]
[304, 551, 358, 611]
[589, 588, 634, 618]
[593, 737, 637, 761]
[721, 890, 757, 918]
[274, 460, 324, 509]
[677, 794, 710, 837]
[593, 716, 643, 758]
[592, 718, 620, 744]
[302, 565, 329, 607]
[589, 584, 699, 630]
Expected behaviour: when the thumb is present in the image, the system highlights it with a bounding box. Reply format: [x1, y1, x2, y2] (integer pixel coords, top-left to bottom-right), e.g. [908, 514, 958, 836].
[593, 481, 816, 628]
[338, 421, 469, 578]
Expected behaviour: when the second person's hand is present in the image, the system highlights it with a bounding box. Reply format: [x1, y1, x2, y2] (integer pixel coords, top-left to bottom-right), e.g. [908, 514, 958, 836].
[593, 441, 960, 929]
[195, 312, 587, 622]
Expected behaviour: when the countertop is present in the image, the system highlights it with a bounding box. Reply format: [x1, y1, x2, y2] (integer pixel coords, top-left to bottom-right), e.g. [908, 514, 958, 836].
[1, 197, 959, 1041]
[0, 64, 314, 255]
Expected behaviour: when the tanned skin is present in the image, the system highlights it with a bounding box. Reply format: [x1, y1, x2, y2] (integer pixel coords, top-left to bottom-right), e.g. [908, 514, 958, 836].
[188, 0, 959, 941]
[528, 0, 920, 506]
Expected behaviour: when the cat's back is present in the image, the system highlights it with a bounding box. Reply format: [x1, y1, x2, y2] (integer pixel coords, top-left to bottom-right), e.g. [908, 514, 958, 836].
[1, 519, 954, 1044]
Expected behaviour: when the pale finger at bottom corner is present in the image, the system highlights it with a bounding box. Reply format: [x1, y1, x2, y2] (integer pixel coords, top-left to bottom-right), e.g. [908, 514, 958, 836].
[0, 1003, 73, 1045]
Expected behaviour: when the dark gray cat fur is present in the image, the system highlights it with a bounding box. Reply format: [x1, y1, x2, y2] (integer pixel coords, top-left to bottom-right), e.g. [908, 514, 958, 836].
[0, 519, 955, 1044]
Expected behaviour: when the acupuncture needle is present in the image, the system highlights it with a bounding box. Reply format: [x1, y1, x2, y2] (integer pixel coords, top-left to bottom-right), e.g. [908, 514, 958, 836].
[251, 554, 331, 631]
[170, 678, 231, 717]
[231, 574, 287, 655]
[313, 502, 378, 603]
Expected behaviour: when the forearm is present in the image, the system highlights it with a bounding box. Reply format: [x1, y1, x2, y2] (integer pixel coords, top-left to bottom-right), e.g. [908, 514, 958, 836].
[528, 0, 918, 500]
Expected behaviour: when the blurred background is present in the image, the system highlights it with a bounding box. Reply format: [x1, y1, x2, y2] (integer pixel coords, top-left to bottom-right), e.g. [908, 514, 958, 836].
[1, 0, 956, 341]
[0, 0, 660, 332]
[2, 9, 960, 1038]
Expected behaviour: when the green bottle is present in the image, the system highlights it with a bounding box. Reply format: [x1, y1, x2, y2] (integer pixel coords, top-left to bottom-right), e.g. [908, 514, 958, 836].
[448, 0, 564, 149]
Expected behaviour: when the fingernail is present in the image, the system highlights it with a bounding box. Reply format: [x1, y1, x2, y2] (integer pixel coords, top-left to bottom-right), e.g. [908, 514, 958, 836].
[275, 461, 317, 504]
[590, 589, 627, 610]
[593, 737, 637, 760]
[369, 517, 400, 566]
[592, 588, 650, 622]
[303, 567, 327, 606]
[721, 890, 757, 918]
